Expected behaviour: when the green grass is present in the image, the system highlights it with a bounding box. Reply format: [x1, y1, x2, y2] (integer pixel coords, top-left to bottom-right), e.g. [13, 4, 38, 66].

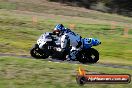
[0, 1, 132, 87]
[1, 0, 132, 26]
[0, 1, 16, 10]
[0, 2, 132, 88]
[0, 56, 131, 88]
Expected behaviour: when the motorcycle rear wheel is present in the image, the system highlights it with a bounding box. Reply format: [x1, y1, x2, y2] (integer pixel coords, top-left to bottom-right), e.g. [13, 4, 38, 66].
[86, 48, 99, 63]
[78, 48, 99, 63]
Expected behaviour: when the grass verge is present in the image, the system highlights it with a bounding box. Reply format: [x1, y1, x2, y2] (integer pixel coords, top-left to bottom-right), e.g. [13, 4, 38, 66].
[0, 56, 131, 88]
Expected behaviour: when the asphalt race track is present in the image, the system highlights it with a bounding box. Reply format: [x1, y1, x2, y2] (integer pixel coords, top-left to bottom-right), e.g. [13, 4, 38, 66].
[0, 53, 132, 70]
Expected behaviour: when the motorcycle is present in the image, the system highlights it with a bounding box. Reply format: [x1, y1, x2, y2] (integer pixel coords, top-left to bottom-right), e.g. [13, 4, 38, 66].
[30, 32, 101, 63]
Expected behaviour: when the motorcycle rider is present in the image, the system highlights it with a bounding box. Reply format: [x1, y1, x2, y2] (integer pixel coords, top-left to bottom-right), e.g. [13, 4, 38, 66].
[53, 24, 83, 61]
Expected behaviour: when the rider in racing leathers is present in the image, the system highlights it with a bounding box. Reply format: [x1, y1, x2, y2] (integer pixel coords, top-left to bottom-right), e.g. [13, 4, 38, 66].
[53, 24, 83, 61]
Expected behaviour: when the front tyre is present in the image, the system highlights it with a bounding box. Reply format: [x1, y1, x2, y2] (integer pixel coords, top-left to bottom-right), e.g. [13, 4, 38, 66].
[30, 44, 49, 59]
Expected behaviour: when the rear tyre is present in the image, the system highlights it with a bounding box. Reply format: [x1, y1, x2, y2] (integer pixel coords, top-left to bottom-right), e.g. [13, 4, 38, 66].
[77, 51, 87, 63]
[78, 48, 99, 63]
[30, 44, 49, 59]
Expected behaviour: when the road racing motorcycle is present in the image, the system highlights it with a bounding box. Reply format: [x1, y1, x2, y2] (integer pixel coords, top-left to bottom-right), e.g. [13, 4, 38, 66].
[30, 32, 101, 63]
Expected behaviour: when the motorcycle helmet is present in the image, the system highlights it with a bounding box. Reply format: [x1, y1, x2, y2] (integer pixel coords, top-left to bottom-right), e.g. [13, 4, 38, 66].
[53, 24, 65, 36]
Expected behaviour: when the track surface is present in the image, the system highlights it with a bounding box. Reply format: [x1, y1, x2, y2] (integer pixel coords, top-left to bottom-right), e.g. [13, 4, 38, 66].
[0, 53, 132, 70]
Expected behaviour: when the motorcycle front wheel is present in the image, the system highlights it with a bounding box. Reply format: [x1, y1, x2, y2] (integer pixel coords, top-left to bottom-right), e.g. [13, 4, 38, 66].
[30, 44, 49, 59]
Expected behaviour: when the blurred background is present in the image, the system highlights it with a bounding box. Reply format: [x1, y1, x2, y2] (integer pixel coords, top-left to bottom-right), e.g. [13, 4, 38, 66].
[0, 0, 132, 88]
